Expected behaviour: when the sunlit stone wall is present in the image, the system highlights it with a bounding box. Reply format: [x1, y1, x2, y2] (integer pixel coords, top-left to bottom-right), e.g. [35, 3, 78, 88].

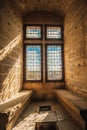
[0, 0, 23, 102]
[64, 0, 87, 97]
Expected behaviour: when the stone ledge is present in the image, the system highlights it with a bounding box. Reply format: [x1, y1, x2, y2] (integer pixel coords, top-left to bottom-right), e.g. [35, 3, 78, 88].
[0, 90, 33, 130]
[54, 89, 87, 130]
[0, 90, 33, 113]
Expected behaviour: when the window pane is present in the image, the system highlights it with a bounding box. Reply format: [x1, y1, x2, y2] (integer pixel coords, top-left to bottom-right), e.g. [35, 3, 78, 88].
[46, 26, 61, 39]
[26, 45, 42, 81]
[26, 26, 41, 39]
[47, 45, 63, 80]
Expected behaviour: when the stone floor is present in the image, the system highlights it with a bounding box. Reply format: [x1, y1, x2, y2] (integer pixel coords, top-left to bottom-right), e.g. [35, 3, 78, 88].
[12, 100, 81, 130]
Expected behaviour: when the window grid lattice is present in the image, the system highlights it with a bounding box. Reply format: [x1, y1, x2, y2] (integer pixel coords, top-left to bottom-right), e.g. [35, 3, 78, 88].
[26, 45, 41, 81]
[47, 45, 62, 80]
[26, 26, 41, 39]
[47, 26, 61, 39]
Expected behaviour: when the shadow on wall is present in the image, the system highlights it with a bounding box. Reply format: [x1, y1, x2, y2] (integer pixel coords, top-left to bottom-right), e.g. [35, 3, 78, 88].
[0, 34, 22, 102]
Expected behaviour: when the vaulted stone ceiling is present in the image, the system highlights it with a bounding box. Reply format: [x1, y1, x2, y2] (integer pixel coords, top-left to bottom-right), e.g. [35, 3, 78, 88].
[13, 0, 74, 16]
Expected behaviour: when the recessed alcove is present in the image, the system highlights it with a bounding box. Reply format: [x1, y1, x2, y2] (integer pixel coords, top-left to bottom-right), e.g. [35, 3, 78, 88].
[0, 0, 87, 130]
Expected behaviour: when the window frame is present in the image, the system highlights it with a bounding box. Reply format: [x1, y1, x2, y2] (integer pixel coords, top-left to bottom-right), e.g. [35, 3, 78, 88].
[23, 43, 43, 82]
[45, 43, 64, 82]
[23, 24, 43, 40]
[45, 25, 63, 41]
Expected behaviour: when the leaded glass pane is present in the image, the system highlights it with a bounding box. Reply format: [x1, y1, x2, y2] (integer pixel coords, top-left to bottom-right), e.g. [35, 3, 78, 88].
[47, 26, 61, 39]
[47, 45, 62, 80]
[26, 45, 41, 80]
[26, 26, 41, 39]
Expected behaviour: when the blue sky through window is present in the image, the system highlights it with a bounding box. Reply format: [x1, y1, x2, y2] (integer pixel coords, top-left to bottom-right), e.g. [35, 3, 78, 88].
[26, 46, 41, 71]
[47, 45, 62, 80]
[26, 26, 41, 38]
[26, 45, 41, 80]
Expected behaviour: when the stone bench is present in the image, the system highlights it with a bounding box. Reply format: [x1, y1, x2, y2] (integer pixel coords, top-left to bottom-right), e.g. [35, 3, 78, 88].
[0, 90, 33, 130]
[54, 89, 87, 130]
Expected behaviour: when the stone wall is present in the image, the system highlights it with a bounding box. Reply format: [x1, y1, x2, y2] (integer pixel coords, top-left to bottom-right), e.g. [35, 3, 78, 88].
[64, 0, 87, 96]
[0, 0, 23, 102]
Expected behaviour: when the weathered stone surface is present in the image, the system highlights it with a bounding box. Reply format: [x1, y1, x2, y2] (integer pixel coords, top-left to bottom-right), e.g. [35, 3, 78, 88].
[55, 89, 87, 129]
[0, 0, 23, 102]
[13, 0, 74, 16]
[0, 90, 33, 130]
[12, 100, 81, 130]
[64, 0, 87, 97]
